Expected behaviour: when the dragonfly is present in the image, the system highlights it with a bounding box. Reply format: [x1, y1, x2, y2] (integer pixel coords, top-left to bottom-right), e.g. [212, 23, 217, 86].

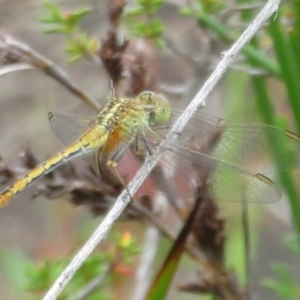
[0, 91, 171, 208]
[0, 91, 299, 208]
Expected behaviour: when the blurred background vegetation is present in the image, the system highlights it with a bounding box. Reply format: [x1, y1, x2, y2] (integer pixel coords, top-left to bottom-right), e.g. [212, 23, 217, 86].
[0, 0, 300, 299]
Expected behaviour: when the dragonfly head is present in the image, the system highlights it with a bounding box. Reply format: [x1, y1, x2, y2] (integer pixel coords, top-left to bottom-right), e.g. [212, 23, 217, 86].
[137, 91, 171, 126]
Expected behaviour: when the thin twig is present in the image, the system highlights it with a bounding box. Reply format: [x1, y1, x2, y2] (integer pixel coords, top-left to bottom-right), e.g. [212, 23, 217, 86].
[67, 255, 122, 300]
[132, 226, 160, 300]
[43, 0, 280, 299]
[0, 63, 37, 76]
[67, 268, 110, 300]
[0, 32, 100, 111]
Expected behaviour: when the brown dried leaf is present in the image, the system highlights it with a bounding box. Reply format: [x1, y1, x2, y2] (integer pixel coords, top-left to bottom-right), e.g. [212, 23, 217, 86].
[193, 182, 226, 262]
[99, 30, 129, 83]
[108, 0, 127, 28]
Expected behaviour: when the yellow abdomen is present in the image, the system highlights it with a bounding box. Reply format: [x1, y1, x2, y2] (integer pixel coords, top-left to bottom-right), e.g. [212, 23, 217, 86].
[0, 126, 108, 208]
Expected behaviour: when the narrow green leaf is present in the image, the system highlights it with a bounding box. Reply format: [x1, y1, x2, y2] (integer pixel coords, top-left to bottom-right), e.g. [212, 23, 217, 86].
[72, 7, 92, 21]
[283, 234, 300, 258]
[154, 38, 165, 49]
[263, 263, 300, 298]
[65, 7, 91, 29]
[43, 25, 67, 34]
[269, 14, 300, 133]
[67, 54, 83, 63]
[126, 8, 145, 16]
[38, 16, 58, 24]
[146, 197, 201, 300]
[42, 1, 63, 22]
[191, 11, 281, 77]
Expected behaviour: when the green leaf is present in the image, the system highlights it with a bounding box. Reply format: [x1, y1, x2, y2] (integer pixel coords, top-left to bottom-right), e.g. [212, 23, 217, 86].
[87, 38, 100, 53]
[42, 1, 64, 22]
[77, 31, 90, 44]
[42, 25, 69, 34]
[65, 38, 80, 52]
[72, 7, 92, 21]
[180, 7, 197, 17]
[263, 263, 300, 298]
[201, 0, 227, 14]
[67, 53, 84, 63]
[154, 38, 165, 49]
[283, 234, 300, 258]
[64, 7, 91, 29]
[24, 259, 68, 292]
[132, 0, 165, 15]
[126, 8, 145, 16]
[38, 16, 58, 23]
[132, 18, 164, 40]
[146, 196, 202, 300]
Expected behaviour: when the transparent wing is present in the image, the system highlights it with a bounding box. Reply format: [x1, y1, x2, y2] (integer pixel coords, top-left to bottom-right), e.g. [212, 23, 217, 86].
[48, 112, 101, 175]
[152, 145, 282, 203]
[155, 106, 300, 174]
[48, 112, 95, 145]
[133, 106, 300, 203]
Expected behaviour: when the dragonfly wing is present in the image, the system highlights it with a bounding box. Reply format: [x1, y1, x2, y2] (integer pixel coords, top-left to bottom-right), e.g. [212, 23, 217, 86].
[156, 108, 300, 174]
[200, 155, 282, 203]
[144, 111, 294, 203]
[83, 150, 101, 177]
[48, 112, 95, 145]
[48, 112, 102, 175]
[151, 144, 282, 203]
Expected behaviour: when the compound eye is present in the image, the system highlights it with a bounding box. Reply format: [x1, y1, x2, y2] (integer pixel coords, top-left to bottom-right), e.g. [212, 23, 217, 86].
[152, 94, 171, 125]
[137, 91, 154, 105]
[137, 91, 171, 126]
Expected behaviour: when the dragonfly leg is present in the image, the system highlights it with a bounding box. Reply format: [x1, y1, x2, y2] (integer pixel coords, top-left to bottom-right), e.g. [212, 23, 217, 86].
[107, 80, 116, 101]
[106, 159, 134, 203]
[131, 135, 152, 160]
